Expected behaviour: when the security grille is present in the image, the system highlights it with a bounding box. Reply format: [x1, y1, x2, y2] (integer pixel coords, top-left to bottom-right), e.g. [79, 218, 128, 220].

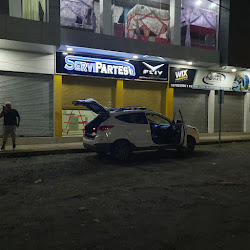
[0, 72, 53, 137]
[215, 92, 244, 132]
[174, 88, 209, 133]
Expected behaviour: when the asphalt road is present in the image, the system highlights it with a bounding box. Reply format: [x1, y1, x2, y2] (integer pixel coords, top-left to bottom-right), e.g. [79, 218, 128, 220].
[1, 142, 250, 250]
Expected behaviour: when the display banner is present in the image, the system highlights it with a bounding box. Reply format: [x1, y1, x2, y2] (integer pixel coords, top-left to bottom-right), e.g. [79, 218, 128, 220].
[56, 52, 168, 81]
[193, 70, 235, 91]
[169, 67, 250, 92]
[232, 72, 250, 92]
[170, 67, 197, 88]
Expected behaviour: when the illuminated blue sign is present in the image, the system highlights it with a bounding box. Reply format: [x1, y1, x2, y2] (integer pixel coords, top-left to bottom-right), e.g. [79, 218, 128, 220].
[56, 52, 168, 81]
[64, 55, 136, 77]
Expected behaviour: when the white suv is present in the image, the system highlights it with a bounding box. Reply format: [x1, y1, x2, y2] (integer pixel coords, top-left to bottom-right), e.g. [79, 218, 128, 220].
[73, 98, 199, 161]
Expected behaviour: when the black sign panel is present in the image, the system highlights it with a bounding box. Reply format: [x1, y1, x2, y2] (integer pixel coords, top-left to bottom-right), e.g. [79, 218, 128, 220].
[137, 61, 168, 81]
[56, 52, 168, 81]
[169, 67, 197, 88]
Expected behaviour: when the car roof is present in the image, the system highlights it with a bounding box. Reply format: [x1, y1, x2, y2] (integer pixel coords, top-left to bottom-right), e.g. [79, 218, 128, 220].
[109, 109, 159, 116]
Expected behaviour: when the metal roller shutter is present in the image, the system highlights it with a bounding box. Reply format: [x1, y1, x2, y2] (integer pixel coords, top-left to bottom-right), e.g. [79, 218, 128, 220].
[215, 92, 244, 132]
[0, 72, 53, 137]
[174, 88, 208, 133]
[124, 80, 165, 113]
[62, 76, 116, 109]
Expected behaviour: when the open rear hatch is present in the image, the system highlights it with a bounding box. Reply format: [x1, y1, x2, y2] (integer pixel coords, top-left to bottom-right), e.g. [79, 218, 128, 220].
[73, 98, 109, 115]
[73, 98, 110, 138]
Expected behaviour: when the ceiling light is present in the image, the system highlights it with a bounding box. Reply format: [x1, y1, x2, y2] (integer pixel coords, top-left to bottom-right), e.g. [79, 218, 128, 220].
[125, 59, 130, 62]
[196, 0, 202, 5]
[188, 61, 193, 65]
[67, 47, 73, 51]
[63, 52, 68, 55]
[210, 2, 216, 8]
[232, 68, 237, 72]
[133, 55, 139, 59]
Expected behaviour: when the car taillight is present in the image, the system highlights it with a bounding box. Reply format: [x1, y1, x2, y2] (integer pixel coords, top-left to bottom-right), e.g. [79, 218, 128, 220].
[98, 125, 114, 131]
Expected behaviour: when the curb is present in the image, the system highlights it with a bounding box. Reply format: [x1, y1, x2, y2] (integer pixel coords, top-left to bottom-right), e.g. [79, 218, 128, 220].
[1, 139, 250, 158]
[0, 148, 90, 158]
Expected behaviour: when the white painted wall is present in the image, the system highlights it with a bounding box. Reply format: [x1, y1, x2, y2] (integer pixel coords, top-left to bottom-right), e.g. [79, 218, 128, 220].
[244, 92, 250, 132]
[9, 0, 22, 18]
[170, 0, 181, 45]
[100, 0, 113, 35]
[0, 49, 55, 75]
[208, 90, 215, 133]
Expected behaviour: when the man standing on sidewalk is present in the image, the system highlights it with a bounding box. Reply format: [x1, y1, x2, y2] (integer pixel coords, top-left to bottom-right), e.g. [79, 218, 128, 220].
[0, 102, 20, 151]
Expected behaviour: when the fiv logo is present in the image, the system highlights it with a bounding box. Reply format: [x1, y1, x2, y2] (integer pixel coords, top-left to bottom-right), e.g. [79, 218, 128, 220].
[175, 70, 188, 80]
[142, 62, 164, 75]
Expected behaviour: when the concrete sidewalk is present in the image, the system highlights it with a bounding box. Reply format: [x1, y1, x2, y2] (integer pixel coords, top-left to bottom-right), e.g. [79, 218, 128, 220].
[1, 132, 250, 158]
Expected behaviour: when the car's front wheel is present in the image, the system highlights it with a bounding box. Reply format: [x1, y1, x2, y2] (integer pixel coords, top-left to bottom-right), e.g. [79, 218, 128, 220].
[111, 140, 132, 161]
[177, 136, 196, 154]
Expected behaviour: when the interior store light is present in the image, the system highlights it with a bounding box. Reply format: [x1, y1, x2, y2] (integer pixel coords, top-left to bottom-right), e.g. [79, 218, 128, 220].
[210, 2, 216, 8]
[67, 47, 73, 51]
[63, 52, 68, 55]
[188, 62, 193, 65]
[133, 55, 139, 59]
[125, 59, 130, 62]
[232, 68, 237, 72]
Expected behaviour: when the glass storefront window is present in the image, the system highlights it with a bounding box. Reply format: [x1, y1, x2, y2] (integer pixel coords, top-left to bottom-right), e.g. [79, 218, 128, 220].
[0, 0, 49, 22]
[113, 0, 170, 44]
[62, 109, 97, 137]
[22, 0, 49, 22]
[59, 0, 220, 51]
[60, 0, 98, 32]
[181, 0, 219, 50]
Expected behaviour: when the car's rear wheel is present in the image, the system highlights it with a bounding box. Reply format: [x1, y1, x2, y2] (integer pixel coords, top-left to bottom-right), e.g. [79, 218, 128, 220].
[111, 140, 132, 161]
[177, 136, 196, 154]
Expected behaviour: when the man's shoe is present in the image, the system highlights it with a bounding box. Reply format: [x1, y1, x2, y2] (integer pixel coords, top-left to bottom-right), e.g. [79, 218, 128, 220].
[1, 146, 5, 151]
[13, 145, 16, 151]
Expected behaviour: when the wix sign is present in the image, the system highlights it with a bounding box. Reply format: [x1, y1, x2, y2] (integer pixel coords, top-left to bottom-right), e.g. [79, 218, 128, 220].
[175, 70, 188, 80]
[170, 67, 196, 88]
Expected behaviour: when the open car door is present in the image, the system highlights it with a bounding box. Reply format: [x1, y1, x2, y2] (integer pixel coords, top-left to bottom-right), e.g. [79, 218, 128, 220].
[72, 98, 109, 115]
[173, 110, 187, 148]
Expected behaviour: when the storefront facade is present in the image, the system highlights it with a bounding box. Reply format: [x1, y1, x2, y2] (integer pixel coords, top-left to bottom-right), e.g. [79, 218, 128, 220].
[54, 50, 173, 137]
[52, 46, 250, 137]
[169, 65, 250, 133]
[2, 0, 250, 140]
[0, 46, 55, 138]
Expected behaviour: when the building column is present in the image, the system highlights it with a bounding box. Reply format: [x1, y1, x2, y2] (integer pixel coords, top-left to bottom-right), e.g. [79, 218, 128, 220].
[100, 0, 113, 36]
[208, 90, 215, 133]
[115, 80, 124, 108]
[162, 83, 174, 119]
[170, 0, 181, 45]
[244, 92, 250, 132]
[54, 75, 62, 137]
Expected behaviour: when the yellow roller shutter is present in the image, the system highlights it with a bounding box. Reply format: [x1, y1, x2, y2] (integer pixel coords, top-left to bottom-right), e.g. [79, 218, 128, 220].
[62, 76, 116, 110]
[124, 80, 165, 113]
